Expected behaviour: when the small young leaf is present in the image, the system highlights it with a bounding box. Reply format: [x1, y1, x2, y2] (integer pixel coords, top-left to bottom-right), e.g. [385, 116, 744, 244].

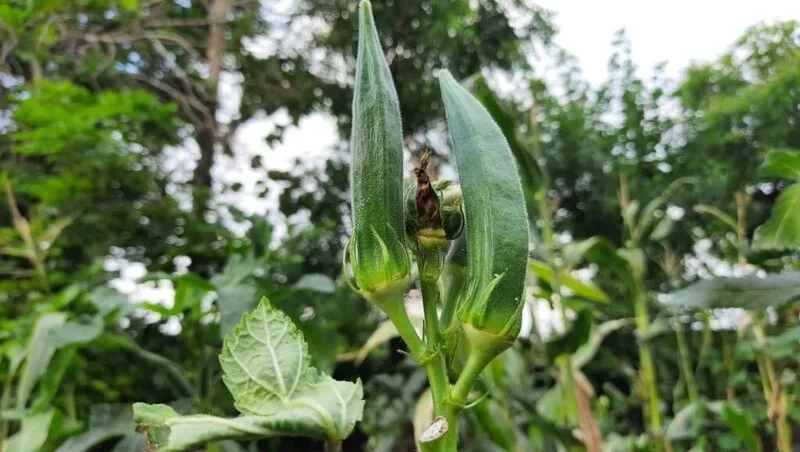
[134, 298, 364, 450]
[667, 272, 800, 310]
[752, 184, 800, 250]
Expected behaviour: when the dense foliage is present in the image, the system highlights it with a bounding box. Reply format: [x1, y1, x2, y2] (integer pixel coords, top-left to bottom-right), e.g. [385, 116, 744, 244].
[1, 0, 799, 450]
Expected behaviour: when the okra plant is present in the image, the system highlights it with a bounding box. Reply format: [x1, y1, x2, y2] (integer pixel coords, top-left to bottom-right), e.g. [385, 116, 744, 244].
[343, 1, 529, 450]
[132, 2, 528, 450]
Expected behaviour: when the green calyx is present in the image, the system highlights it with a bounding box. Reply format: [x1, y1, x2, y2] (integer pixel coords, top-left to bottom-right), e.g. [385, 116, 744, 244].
[345, 227, 410, 306]
[438, 69, 529, 342]
[346, 0, 410, 303]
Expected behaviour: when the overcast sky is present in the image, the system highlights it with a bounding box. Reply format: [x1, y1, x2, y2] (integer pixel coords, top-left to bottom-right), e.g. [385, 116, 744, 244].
[536, 0, 800, 85]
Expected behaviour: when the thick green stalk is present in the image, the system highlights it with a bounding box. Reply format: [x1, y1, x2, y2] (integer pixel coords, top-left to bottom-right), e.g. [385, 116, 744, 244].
[633, 287, 662, 436]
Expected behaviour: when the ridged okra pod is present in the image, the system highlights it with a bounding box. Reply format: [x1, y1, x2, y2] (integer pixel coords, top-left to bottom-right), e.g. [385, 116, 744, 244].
[439, 70, 529, 360]
[346, 0, 410, 304]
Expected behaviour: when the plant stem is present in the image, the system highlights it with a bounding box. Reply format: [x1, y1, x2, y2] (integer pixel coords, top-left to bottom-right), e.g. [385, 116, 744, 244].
[693, 311, 712, 377]
[753, 320, 791, 452]
[674, 320, 699, 405]
[421, 280, 442, 346]
[380, 294, 425, 360]
[633, 285, 664, 445]
[417, 264, 457, 451]
[536, 186, 601, 449]
[721, 332, 736, 401]
[324, 439, 342, 452]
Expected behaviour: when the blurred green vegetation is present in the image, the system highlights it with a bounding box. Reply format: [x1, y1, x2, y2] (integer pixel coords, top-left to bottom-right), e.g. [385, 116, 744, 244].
[1, 0, 799, 450]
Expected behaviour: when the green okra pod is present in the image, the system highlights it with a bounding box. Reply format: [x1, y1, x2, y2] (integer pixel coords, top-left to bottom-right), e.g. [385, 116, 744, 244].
[345, 0, 410, 304]
[438, 70, 529, 350]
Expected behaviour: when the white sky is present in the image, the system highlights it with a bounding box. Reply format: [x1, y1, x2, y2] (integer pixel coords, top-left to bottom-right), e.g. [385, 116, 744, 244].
[536, 0, 800, 85]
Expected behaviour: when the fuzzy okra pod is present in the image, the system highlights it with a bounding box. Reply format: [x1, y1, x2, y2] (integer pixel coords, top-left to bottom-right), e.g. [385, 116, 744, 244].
[346, 0, 410, 305]
[439, 70, 529, 362]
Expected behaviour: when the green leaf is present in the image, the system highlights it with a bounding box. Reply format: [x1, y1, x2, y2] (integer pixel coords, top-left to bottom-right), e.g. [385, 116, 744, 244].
[103, 333, 195, 399]
[528, 259, 609, 303]
[753, 184, 800, 250]
[471, 75, 543, 196]
[119, 0, 139, 12]
[668, 272, 800, 310]
[545, 310, 593, 362]
[572, 318, 634, 369]
[90, 288, 132, 320]
[339, 319, 399, 365]
[7, 410, 54, 452]
[666, 402, 700, 441]
[294, 273, 336, 294]
[720, 403, 761, 452]
[649, 216, 675, 241]
[173, 273, 214, 314]
[135, 298, 363, 450]
[761, 149, 800, 181]
[694, 204, 738, 233]
[55, 404, 137, 452]
[16, 313, 66, 410]
[439, 69, 529, 340]
[212, 254, 259, 339]
[109, 434, 146, 452]
[47, 315, 103, 348]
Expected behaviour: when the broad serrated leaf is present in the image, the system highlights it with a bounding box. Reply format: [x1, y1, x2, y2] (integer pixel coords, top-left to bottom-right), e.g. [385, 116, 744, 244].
[135, 298, 363, 450]
[761, 149, 800, 181]
[667, 272, 800, 310]
[752, 184, 800, 250]
[528, 259, 609, 303]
